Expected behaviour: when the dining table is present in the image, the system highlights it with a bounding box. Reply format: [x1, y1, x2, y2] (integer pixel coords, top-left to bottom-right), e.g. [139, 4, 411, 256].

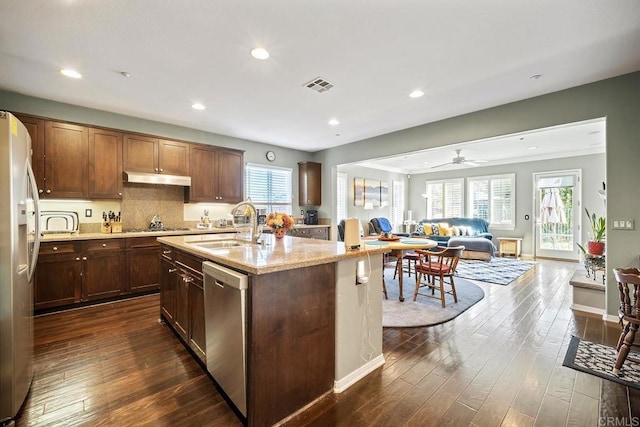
[363, 236, 437, 302]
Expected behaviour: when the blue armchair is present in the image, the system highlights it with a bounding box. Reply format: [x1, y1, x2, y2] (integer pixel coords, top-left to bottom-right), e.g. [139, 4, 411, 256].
[368, 217, 410, 237]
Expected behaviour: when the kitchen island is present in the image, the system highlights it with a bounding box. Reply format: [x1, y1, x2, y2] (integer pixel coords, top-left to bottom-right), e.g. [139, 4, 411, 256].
[157, 233, 387, 427]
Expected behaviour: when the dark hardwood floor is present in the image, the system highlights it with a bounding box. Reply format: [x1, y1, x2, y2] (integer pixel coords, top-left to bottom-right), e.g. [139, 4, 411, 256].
[16, 259, 638, 426]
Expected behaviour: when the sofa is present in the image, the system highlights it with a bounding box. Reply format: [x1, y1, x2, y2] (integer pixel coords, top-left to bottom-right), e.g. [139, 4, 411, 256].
[412, 217, 496, 260]
[412, 217, 493, 243]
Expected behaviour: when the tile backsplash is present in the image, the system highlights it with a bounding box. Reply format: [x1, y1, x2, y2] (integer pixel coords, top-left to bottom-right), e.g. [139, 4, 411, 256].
[41, 184, 238, 232]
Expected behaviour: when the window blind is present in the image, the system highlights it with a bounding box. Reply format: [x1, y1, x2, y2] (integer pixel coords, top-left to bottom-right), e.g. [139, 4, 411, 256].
[245, 163, 292, 214]
[425, 179, 463, 218]
[467, 173, 515, 229]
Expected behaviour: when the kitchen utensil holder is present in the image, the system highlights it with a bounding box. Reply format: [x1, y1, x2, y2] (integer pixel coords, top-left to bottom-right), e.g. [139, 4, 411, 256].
[101, 221, 122, 234]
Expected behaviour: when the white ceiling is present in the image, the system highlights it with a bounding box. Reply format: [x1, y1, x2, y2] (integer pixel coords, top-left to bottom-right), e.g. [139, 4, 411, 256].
[1, 1, 639, 153]
[355, 117, 606, 174]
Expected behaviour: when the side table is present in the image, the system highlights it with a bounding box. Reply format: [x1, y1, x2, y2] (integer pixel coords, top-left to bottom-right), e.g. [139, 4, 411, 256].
[497, 237, 523, 258]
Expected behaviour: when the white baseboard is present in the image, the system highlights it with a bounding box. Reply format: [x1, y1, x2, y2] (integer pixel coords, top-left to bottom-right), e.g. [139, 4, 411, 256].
[570, 303, 604, 316]
[602, 313, 620, 325]
[333, 354, 385, 393]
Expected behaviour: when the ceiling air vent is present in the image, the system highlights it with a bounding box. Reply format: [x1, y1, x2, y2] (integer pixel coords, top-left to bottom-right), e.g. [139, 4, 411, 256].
[304, 77, 334, 93]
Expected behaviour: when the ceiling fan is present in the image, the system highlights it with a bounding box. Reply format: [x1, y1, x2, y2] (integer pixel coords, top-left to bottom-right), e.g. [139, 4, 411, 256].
[431, 149, 488, 169]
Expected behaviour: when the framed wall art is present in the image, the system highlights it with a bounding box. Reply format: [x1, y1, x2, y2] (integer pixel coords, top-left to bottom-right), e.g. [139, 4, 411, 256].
[364, 179, 380, 207]
[353, 177, 364, 206]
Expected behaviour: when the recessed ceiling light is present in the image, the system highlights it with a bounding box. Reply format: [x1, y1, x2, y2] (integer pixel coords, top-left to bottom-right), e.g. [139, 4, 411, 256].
[191, 103, 205, 110]
[250, 47, 270, 60]
[328, 119, 340, 126]
[528, 146, 537, 150]
[60, 68, 82, 79]
[409, 90, 424, 98]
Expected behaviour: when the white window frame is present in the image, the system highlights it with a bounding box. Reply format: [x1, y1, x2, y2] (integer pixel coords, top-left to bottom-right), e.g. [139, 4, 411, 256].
[390, 180, 404, 231]
[424, 178, 464, 218]
[467, 173, 516, 230]
[336, 172, 348, 222]
[245, 162, 293, 214]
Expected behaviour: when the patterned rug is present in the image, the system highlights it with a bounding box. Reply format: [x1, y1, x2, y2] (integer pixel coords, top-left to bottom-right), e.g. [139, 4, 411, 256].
[562, 336, 640, 390]
[382, 269, 485, 328]
[455, 257, 535, 285]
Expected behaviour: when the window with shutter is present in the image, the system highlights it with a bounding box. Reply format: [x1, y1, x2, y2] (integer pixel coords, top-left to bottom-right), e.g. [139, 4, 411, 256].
[467, 173, 515, 229]
[245, 163, 293, 214]
[424, 178, 463, 218]
[390, 180, 404, 230]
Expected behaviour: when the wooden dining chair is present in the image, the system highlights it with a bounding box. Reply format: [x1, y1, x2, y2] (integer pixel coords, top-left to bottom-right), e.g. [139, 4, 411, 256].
[612, 267, 640, 375]
[413, 246, 464, 307]
[394, 252, 419, 279]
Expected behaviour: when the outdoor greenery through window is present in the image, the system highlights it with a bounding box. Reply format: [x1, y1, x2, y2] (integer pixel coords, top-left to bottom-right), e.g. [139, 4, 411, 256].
[467, 173, 515, 229]
[424, 178, 463, 218]
[245, 163, 293, 214]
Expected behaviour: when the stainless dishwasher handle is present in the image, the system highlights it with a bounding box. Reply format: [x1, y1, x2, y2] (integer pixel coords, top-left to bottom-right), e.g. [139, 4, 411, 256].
[215, 280, 225, 288]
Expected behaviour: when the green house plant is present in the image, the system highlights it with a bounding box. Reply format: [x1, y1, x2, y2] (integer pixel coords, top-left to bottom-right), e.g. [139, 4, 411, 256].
[577, 208, 606, 256]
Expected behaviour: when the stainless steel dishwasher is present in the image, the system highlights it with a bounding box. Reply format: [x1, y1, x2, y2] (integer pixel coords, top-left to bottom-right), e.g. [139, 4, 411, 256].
[202, 261, 249, 417]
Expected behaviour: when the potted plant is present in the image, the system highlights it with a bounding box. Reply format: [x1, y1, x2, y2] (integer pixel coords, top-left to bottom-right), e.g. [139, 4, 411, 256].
[577, 208, 606, 256]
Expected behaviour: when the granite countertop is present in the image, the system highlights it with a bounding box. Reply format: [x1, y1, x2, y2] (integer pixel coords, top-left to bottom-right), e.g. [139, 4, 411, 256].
[157, 233, 388, 275]
[40, 227, 236, 242]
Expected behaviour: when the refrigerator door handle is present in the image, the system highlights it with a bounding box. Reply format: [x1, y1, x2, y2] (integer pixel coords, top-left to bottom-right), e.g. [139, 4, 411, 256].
[26, 159, 41, 283]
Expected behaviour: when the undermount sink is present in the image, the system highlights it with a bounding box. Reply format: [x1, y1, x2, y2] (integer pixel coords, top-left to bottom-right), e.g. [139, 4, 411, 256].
[188, 239, 251, 249]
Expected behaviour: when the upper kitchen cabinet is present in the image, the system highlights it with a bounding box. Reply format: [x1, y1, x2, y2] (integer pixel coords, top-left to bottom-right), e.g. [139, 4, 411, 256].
[89, 128, 123, 199]
[123, 134, 189, 176]
[14, 115, 45, 194]
[44, 121, 89, 198]
[298, 161, 321, 206]
[185, 144, 244, 204]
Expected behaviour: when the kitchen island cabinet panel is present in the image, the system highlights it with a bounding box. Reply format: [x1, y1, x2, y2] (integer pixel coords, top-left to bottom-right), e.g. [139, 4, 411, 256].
[44, 121, 89, 198]
[247, 263, 335, 427]
[188, 274, 206, 363]
[89, 128, 123, 199]
[160, 256, 176, 322]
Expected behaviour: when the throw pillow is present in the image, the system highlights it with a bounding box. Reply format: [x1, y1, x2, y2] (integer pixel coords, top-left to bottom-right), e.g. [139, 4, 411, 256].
[415, 223, 425, 235]
[447, 227, 456, 237]
[459, 226, 469, 236]
[431, 223, 440, 235]
[437, 223, 450, 236]
[452, 226, 460, 236]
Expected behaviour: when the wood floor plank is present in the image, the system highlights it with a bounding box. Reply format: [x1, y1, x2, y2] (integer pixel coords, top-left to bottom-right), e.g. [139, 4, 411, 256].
[14, 260, 636, 427]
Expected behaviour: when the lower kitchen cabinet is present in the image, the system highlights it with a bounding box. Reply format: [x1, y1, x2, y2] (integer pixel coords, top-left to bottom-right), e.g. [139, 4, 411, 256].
[35, 240, 125, 310]
[126, 237, 161, 294]
[288, 226, 329, 240]
[160, 247, 206, 363]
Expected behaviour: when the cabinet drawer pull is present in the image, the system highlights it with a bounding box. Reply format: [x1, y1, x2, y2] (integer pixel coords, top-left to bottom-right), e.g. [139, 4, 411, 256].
[75, 257, 80, 261]
[118, 192, 122, 196]
[154, 168, 158, 172]
[38, 189, 43, 194]
[82, 256, 87, 261]
[102, 243, 107, 247]
[160, 168, 164, 172]
[168, 268, 177, 273]
[183, 276, 193, 283]
[163, 250, 172, 254]
[46, 189, 51, 194]
[52, 246, 58, 251]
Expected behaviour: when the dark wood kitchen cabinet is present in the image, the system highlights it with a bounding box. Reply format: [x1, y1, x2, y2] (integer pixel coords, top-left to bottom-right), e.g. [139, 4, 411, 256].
[123, 134, 190, 176]
[126, 237, 161, 294]
[185, 144, 244, 204]
[89, 128, 123, 199]
[44, 121, 89, 198]
[159, 248, 206, 364]
[34, 240, 125, 310]
[17, 116, 89, 198]
[14, 115, 45, 194]
[298, 161, 321, 206]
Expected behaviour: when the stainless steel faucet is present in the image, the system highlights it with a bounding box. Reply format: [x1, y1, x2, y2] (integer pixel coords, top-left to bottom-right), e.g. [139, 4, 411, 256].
[231, 201, 260, 244]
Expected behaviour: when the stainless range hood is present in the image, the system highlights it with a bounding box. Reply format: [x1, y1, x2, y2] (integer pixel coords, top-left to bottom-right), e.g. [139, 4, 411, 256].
[123, 171, 191, 186]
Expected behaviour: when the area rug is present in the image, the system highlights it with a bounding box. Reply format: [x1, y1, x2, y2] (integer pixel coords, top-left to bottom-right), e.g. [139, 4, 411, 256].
[382, 272, 484, 328]
[562, 336, 640, 390]
[455, 257, 535, 285]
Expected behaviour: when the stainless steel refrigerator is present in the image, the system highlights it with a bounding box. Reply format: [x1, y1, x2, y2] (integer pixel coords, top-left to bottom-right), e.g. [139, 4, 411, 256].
[0, 111, 41, 424]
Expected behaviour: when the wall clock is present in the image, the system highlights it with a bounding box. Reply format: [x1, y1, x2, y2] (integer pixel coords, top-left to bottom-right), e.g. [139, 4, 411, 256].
[266, 151, 276, 162]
